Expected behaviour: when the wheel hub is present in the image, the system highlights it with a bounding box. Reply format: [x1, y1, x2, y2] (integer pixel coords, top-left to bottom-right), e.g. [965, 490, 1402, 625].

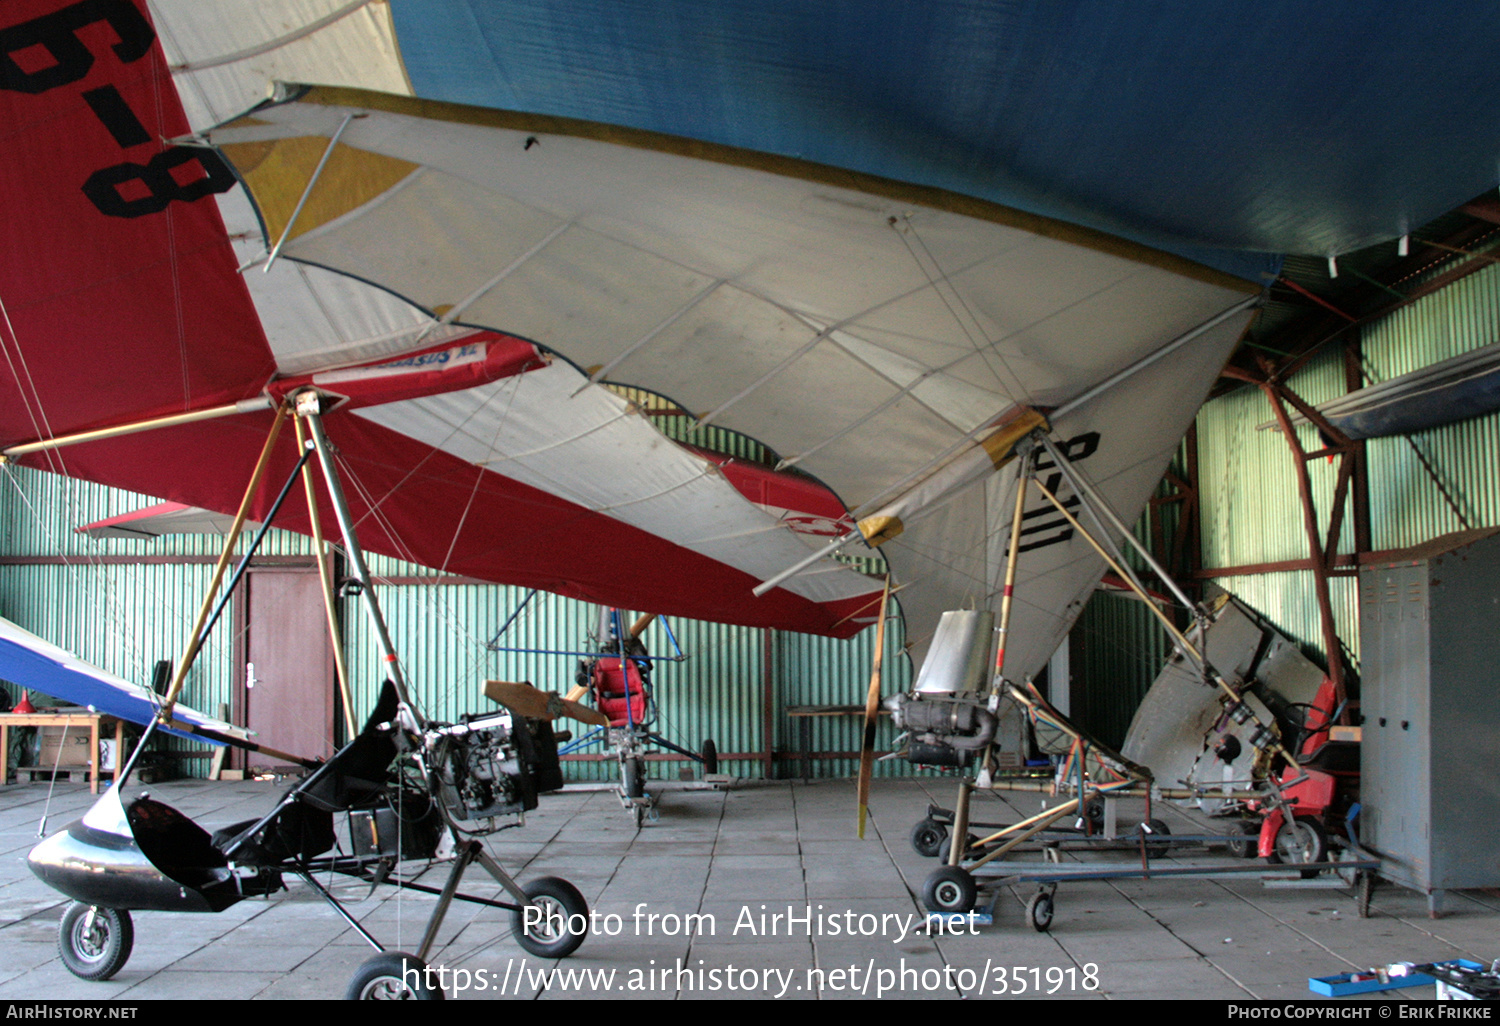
[73, 920, 107, 961]
[359, 976, 413, 1000]
[529, 896, 565, 941]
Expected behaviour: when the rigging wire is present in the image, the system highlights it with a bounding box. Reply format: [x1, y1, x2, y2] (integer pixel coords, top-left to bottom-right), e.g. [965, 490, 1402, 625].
[327, 451, 507, 709]
[891, 214, 1022, 399]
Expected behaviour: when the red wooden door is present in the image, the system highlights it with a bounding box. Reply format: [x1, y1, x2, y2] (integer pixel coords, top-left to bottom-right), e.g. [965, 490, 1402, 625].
[239, 568, 335, 773]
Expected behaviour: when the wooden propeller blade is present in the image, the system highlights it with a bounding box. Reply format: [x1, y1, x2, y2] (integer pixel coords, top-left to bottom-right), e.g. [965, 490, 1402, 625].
[628, 612, 656, 639]
[484, 680, 610, 726]
[856, 575, 893, 839]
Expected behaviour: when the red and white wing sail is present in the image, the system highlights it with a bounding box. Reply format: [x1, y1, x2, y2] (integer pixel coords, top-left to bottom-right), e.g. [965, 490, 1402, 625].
[0, 0, 881, 636]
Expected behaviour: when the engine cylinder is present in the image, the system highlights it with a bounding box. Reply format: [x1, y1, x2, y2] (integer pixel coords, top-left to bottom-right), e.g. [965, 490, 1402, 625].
[913, 610, 995, 696]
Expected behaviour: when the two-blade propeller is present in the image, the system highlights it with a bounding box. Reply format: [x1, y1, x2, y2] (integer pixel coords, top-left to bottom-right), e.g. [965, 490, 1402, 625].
[484, 679, 610, 726]
[856, 576, 893, 839]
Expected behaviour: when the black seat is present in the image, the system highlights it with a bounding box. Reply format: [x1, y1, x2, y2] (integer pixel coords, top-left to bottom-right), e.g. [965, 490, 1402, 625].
[215, 682, 404, 864]
[296, 681, 401, 813]
[1299, 739, 1360, 774]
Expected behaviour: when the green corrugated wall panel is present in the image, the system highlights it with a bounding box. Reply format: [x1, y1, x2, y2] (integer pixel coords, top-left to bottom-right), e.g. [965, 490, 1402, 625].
[653, 618, 762, 776]
[1196, 349, 1358, 572]
[1360, 257, 1500, 549]
[1067, 591, 1170, 749]
[775, 611, 913, 779]
[0, 561, 238, 765]
[1363, 258, 1500, 378]
[0, 562, 233, 705]
[342, 583, 593, 714]
[1210, 572, 1360, 671]
[1365, 414, 1500, 549]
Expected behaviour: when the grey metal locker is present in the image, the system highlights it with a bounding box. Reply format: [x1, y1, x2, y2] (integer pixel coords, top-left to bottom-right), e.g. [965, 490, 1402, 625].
[1358, 528, 1500, 915]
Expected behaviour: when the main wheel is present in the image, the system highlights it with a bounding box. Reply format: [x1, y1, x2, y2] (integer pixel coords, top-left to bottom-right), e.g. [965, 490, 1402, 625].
[512, 876, 589, 958]
[1135, 819, 1172, 859]
[1225, 819, 1259, 859]
[1026, 890, 1055, 932]
[1357, 871, 1375, 918]
[910, 819, 947, 858]
[936, 833, 979, 865]
[346, 952, 444, 1000]
[701, 739, 718, 775]
[622, 756, 646, 799]
[922, 865, 977, 914]
[58, 903, 133, 981]
[1268, 816, 1327, 878]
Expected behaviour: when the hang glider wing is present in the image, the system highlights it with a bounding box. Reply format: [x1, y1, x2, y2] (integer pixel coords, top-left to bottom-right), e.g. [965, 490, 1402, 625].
[77, 503, 257, 539]
[887, 320, 1244, 671]
[0, 0, 884, 637]
[202, 86, 1259, 669]
[0, 617, 233, 741]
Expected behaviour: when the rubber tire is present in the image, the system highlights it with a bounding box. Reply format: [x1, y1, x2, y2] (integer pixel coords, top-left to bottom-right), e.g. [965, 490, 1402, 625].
[701, 739, 718, 775]
[1226, 819, 1259, 859]
[623, 756, 646, 799]
[1269, 816, 1327, 878]
[1357, 871, 1374, 919]
[1136, 819, 1172, 859]
[922, 865, 978, 915]
[58, 903, 133, 982]
[910, 819, 947, 858]
[1026, 891, 1054, 933]
[1334, 848, 1362, 886]
[936, 833, 979, 865]
[633, 802, 646, 829]
[346, 952, 444, 1000]
[512, 876, 589, 959]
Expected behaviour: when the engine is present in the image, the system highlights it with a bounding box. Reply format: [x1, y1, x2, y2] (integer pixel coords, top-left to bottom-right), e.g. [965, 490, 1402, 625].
[427, 710, 563, 823]
[890, 609, 1000, 768]
[889, 692, 999, 767]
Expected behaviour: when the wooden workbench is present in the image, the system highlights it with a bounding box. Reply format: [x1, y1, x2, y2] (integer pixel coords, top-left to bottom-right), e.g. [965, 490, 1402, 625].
[0, 711, 124, 794]
[786, 704, 889, 782]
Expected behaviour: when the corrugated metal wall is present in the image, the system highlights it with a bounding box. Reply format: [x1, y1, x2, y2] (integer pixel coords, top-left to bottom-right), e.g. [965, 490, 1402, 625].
[0, 561, 236, 710]
[0, 463, 318, 560]
[1196, 353, 1360, 568]
[1362, 260, 1500, 548]
[0, 463, 909, 781]
[1184, 249, 1500, 675]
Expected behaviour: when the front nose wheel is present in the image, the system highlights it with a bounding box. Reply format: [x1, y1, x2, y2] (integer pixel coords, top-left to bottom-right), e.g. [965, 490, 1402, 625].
[58, 902, 133, 981]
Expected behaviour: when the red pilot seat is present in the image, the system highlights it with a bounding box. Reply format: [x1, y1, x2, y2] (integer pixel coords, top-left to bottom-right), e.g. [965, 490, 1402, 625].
[592, 657, 649, 728]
